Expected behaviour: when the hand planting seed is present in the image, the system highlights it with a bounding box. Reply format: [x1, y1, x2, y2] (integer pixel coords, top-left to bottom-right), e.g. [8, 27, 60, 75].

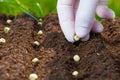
[4, 27, 10, 33]
[34, 41, 40, 46]
[72, 71, 79, 77]
[73, 55, 80, 62]
[6, 19, 12, 24]
[74, 35, 80, 41]
[37, 30, 43, 35]
[0, 38, 6, 44]
[32, 58, 39, 63]
[29, 73, 38, 80]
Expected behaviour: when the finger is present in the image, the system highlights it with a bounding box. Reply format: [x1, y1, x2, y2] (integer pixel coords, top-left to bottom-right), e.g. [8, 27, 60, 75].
[92, 19, 104, 33]
[96, 0, 115, 19]
[81, 34, 90, 41]
[73, 0, 80, 15]
[75, 0, 99, 38]
[57, 0, 75, 42]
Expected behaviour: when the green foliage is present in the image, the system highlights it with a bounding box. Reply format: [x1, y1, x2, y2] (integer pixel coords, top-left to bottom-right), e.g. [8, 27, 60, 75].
[0, 0, 120, 18]
[0, 0, 57, 17]
[0, 0, 22, 16]
[108, 0, 120, 17]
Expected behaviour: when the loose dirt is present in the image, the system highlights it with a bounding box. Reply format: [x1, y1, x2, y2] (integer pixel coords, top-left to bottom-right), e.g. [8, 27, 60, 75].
[0, 14, 120, 80]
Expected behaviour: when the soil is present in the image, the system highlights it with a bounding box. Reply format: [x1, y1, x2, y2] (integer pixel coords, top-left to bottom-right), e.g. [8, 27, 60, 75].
[0, 14, 120, 80]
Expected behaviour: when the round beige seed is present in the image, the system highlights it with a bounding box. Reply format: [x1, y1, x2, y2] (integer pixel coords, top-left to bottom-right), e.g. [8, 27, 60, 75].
[38, 22, 42, 26]
[32, 58, 39, 63]
[72, 71, 79, 77]
[4, 27, 10, 33]
[73, 55, 80, 62]
[74, 35, 80, 41]
[0, 38, 6, 43]
[39, 19, 42, 22]
[6, 19, 12, 24]
[29, 73, 38, 80]
[34, 41, 40, 46]
[37, 30, 43, 35]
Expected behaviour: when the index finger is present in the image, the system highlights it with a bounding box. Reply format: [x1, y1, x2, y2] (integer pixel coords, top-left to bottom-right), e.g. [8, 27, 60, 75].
[57, 0, 75, 42]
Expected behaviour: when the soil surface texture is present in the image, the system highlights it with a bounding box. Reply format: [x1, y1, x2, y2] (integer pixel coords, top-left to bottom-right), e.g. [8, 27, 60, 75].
[0, 14, 120, 80]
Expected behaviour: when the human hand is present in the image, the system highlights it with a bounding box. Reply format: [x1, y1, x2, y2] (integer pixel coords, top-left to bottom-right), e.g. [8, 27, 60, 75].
[57, 0, 115, 42]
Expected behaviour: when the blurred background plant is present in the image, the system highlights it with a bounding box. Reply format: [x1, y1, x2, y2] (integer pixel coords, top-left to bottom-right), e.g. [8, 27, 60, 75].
[0, 0, 120, 18]
[0, 0, 57, 18]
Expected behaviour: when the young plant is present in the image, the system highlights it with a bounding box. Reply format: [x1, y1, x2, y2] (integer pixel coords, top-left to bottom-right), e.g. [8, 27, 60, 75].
[73, 55, 80, 62]
[74, 35, 80, 41]
[29, 73, 38, 80]
[37, 30, 43, 35]
[72, 71, 79, 77]
[4, 27, 10, 33]
[0, 38, 6, 44]
[32, 58, 39, 63]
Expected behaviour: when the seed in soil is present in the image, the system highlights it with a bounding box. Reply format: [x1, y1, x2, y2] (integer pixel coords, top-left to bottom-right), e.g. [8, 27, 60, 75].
[72, 71, 79, 77]
[29, 73, 38, 80]
[73, 55, 80, 62]
[34, 41, 40, 46]
[6, 19, 12, 24]
[39, 18, 42, 22]
[0, 38, 6, 44]
[74, 35, 80, 41]
[38, 22, 42, 26]
[96, 53, 100, 56]
[37, 30, 43, 35]
[4, 27, 10, 33]
[32, 58, 39, 63]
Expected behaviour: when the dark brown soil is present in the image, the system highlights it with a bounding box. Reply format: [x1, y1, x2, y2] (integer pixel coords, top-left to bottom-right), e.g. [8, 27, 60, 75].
[0, 14, 120, 80]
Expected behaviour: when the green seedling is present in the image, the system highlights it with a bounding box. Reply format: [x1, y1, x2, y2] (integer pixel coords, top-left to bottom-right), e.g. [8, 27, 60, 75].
[29, 73, 38, 80]
[32, 58, 39, 63]
[37, 30, 43, 35]
[72, 71, 79, 77]
[34, 41, 40, 46]
[4, 27, 10, 33]
[6, 19, 12, 24]
[73, 55, 80, 62]
[74, 35, 80, 41]
[0, 38, 6, 44]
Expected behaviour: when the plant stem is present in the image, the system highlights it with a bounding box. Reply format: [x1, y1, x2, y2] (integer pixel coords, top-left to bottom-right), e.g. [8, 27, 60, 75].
[21, 8, 39, 22]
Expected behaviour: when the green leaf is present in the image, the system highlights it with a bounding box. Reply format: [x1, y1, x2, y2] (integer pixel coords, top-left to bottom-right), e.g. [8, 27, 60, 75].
[108, 0, 120, 17]
[0, 0, 22, 16]
[0, 0, 57, 18]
